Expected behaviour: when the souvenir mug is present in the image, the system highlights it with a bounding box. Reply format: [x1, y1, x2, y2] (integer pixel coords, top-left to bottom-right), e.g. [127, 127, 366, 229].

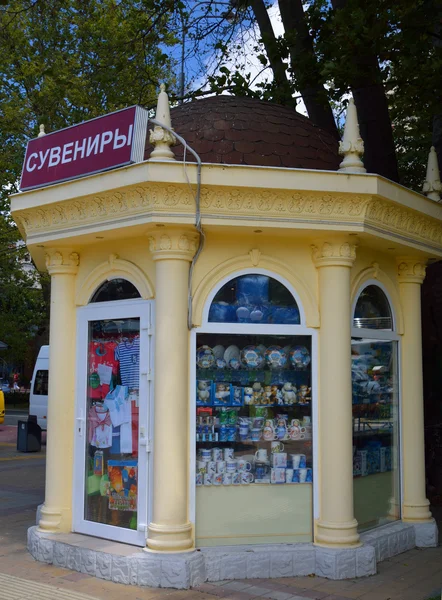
[226, 459, 237, 473]
[204, 473, 213, 486]
[272, 452, 287, 468]
[270, 468, 286, 484]
[239, 422, 249, 439]
[253, 417, 265, 429]
[222, 472, 232, 485]
[292, 469, 300, 483]
[213, 473, 223, 486]
[224, 448, 234, 460]
[212, 447, 223, 461]
[207, 461, 217, 475]
[196, 472, 203, 486]
[255, 448, 268, 462]
[237, 458, 252, 472]
[285, 468, 294, 483]
[217, 460, 226, 473]
[241, 472, 254, 484]
[251, 428, 262, 442]
[255, 462, 270, 479]
[302, 416, 311, 426]
[197, 460, 207, 473]
[290, 454, 306, 469]
[232, 472, 241, 485]
[271, 441, 284, 453]
[299, 468, 308, 483]
[200, 448, 211, 461]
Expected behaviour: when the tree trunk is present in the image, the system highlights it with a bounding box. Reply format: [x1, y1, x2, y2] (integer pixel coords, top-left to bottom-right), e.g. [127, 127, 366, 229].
[278, 0, 339, 139]
[331, 0, 399, 181]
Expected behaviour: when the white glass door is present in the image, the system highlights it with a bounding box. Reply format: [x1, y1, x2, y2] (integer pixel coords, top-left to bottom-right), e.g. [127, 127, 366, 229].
[73, 299, 152, 545]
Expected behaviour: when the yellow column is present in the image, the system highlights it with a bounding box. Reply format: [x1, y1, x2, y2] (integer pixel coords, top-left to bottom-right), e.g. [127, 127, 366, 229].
[397, 258, 432, 522]
[146, 227, 198, 552]
[313, 241, 360, 547]
[38, 249, 79, 533]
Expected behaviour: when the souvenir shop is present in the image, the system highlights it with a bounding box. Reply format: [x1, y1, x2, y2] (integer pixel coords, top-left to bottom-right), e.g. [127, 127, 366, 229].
[11, 93, 440, 586]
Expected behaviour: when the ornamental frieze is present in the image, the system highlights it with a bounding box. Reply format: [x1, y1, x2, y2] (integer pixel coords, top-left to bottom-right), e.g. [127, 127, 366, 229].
[12, 182, 442, 252]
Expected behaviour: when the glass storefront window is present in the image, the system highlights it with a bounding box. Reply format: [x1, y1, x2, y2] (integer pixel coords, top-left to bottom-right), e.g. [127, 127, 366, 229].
[209, 275, 301, 325]
[352, 285, 400, 532]
[196, 333, 313, 486]
[84, 317, 140, 530]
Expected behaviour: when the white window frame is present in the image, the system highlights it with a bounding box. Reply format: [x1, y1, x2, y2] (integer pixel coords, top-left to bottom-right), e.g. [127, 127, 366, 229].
[190, 269, 319, 542]
[351, 280, 402, 525]
[73, 298, 154, 546]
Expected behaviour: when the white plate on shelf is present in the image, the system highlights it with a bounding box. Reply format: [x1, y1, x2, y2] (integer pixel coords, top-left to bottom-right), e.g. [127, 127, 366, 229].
[224, 345, 240, 364]
[212, 345, 225, 360]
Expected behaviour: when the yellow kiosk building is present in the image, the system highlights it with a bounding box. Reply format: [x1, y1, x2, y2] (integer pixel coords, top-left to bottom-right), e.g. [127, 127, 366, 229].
[11, 89, 440, 588]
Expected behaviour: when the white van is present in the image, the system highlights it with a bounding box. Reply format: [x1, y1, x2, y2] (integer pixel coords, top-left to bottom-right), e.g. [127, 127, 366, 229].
[29, 345, 49, 429]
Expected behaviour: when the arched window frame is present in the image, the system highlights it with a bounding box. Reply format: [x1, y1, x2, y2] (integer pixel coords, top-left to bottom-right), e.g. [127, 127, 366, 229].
[351, 280, 399, 342]
[89, 278, 142, 304]
[191, 268, 319, 529]
[201, 267, 307, 332]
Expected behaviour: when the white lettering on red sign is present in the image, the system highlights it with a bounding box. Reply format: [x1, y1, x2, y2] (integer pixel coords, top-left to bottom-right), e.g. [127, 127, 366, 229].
[25, 126, 133, 173]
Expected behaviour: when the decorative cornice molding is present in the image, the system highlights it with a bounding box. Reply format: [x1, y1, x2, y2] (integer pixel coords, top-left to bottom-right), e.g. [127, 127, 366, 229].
[12, 183, 442, 254]
[45, 249, 79, 275]
[147, 228, 199, 261]
[397, 257, 427, 284]
[311, 241, 357, 268]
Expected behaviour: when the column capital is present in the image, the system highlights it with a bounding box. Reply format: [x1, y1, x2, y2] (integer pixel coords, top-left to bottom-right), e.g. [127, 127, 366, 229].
[147, 227, 199, 262]
[312, 241, 356, 268]
[397, 257, 426, 284]
[45, 249, 79, 275]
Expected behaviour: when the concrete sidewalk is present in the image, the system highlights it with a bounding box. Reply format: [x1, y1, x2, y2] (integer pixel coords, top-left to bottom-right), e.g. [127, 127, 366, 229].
[0, 425, 441, 600]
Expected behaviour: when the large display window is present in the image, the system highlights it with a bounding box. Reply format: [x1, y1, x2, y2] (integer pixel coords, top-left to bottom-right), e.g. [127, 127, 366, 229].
[73, 287, 153, 546]
[194, 273, 314, 546]
[352, 283, 400, 532]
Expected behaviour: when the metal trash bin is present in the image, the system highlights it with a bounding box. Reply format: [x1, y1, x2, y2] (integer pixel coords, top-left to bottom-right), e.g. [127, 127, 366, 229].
[17, 419, 41, 452]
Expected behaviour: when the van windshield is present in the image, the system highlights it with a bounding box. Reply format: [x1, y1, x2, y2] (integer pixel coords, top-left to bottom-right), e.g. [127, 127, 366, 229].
[33, 370, 48, 395]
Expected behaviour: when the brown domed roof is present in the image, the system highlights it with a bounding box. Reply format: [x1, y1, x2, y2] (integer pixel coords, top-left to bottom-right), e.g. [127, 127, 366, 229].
[145, 95, 339, 170]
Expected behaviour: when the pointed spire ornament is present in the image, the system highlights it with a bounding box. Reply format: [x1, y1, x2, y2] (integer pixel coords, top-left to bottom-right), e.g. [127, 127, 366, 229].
[338, 98, 366, 174]
[37, 124, 46, 138]
[149, 84, 176, 161]
[422, 146, 441, 202]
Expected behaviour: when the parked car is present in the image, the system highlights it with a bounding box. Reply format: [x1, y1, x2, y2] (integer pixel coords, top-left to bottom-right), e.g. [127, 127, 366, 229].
[0, 380, 10, 393]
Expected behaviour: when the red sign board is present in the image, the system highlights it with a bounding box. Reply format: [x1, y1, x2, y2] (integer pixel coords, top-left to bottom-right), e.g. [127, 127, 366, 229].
[20, 106, 149, 191]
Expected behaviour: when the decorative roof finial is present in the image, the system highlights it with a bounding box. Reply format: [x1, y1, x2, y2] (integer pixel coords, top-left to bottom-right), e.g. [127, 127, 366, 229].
[422, 146, 441, 202]
[149, 84, 176, 161]
[38, 124, 46, 138]
[338, 97, 366, 174]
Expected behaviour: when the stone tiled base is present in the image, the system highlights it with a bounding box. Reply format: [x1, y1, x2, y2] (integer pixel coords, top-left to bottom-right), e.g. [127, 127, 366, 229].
[27, 519, 438, 589]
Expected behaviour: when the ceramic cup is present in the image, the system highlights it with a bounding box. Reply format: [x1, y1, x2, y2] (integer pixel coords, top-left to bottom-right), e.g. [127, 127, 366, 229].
[203, 473, 213, 486]
[251, 428, 262, 442]
[302, 416, 311, 426]
[241, 472, 254, 484]
[237, 458, 252, 472]
[224, 448, 235, 461]
[290, 454, 306, 469]
[299, 468, 308, 483]
[213, 473, 223, 486]
[232, 472, 241, 485]
[212, 447, 223, 461]
[255, 462, 270, 479]
[222, 472, 233, 485]
[255, 448, 268, 462]
[285, 468, 294, 483]
[226, 459, 237, 473]
[207, 461, 217, 475]
[200, 449, 211, 461]
[239, 423, 249, 437]
[292, 469, 300, 483]
[217, 460, 226, 473]
[227, 426, 236, 442]
[196, 472, 203, 486]
[271, 441, 284, 453]
[197, 460, 207, 474]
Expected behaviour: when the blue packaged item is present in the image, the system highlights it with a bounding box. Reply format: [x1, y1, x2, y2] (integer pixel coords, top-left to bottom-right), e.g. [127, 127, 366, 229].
[213, 382, 232, 406]
[292, 469, 300, 483]
[299, 455, 307, 468]
[208, 302, 236, 323]
[231, 386, 244, 406]
[227, 426, 236, 442]
[219, 425, 228, 442]
[306, 468, 313, 482]
[270, 306, 300, 324]
[236, 275, 269, 305]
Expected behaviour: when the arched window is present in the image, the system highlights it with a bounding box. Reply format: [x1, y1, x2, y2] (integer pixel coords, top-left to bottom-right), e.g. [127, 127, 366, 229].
[208, 274, 300, 325]
[90, 278, 141, 303]
[351, 282, 399, 533]
[353, 285, 393, 330]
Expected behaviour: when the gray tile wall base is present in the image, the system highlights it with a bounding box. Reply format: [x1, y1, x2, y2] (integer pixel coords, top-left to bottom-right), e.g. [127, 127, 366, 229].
[26, 519, 438, 588]
[412, 519, 439, 548]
